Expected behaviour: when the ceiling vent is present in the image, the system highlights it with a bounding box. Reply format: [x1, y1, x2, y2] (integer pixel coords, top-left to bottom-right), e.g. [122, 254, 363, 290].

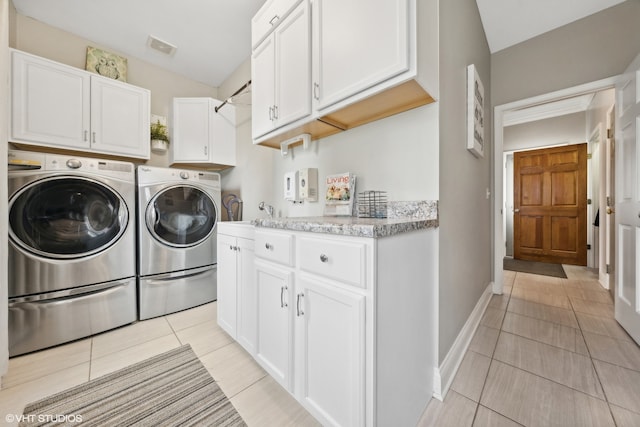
[147, 35, 177, 56]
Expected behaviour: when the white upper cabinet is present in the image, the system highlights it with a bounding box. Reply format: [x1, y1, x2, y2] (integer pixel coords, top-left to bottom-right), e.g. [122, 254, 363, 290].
[170, 97, 236, 168]
[312, 0, 409, 110]
[10, 49, 150, 159]
[251, 0, 303, 48]
[252, 0, 311, 139]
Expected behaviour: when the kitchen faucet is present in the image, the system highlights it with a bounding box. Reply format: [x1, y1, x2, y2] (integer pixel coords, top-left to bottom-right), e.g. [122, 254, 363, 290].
[258, 201, 274, 218]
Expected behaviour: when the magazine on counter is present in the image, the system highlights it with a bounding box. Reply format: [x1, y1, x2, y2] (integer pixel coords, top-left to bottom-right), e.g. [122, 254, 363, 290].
[323, 172, 357, 216]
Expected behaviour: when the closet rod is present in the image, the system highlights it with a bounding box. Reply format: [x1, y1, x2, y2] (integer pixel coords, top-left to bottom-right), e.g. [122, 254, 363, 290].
[215, 80, 251, 113]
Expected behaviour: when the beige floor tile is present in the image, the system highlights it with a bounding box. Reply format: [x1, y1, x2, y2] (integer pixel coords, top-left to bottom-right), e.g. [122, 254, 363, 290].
[511, 286, 572, 310]
[89, 334, 182, 379]
[503, 270, 516, 287]
[493, 332, 604, 399]
[165, 302, 217, 331]
[564, 287, 613, 305]
[480, 361, 615, 427]
[468, 325, 500, 357]
[610, 404, 640, 427]
[575, 312, 634, 342]
[570, 298, 615, 318]
[199, 342, 266, 398]
[0, 362, 90, 425]
[501, 312, 585, 353]
[515, 272, 563, 286]
[563, 279, 609, 293]
[450, 350, 492, 402]
[231, 375, 320, 427]
[481, 307, 506, 330]
[91, 317, 174, 359]
[4, 339, 91, 389]
[473, 405, 523, 427]
[513, 279, 567, 296]
[174, 319, 234, 357]
[488, 293, 510, 311]
[583, 331, 640, 371]
[593, 360, 640, 414]
[562, 266, 599, 281]
[507, 297, 578, 329]
[417, 390, 476, 427]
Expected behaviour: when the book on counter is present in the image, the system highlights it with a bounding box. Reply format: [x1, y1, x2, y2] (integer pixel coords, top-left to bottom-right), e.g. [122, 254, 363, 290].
[323, 172, 357, 216]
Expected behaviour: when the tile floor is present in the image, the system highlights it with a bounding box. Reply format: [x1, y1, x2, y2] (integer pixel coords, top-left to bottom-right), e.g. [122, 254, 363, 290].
[0, 303, 320, 426]
[419, 265, 640, 427]
[3, 266, 639, 427]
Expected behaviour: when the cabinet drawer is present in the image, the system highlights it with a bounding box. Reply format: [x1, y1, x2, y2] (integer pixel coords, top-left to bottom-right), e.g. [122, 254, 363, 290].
[255, 230, 294, 266]
[252, 0, 302, 48]
[299, 236, 367, 288]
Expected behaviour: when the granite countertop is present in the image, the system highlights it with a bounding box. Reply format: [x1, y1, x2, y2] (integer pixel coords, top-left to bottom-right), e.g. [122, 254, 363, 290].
[252, 200, 438, 238]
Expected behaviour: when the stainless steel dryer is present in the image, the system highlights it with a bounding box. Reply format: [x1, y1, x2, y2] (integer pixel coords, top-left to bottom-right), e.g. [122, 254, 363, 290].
[137, 166, 221, 320]
[8, 150, 137, 356]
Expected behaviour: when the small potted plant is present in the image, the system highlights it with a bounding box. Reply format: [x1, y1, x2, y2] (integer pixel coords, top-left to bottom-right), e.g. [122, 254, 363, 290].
[150, 118, 170, 153]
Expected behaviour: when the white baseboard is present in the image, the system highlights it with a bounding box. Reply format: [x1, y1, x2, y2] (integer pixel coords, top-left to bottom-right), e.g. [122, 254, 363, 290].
[432, 282, 493, 401]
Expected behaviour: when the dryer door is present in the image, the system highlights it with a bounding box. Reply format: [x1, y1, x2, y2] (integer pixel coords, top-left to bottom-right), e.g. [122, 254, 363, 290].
[9, 176, 128, 258]
[146, 184, 218, 247]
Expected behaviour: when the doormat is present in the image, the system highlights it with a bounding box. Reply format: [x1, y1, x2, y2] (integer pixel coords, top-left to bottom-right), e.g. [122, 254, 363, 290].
[19, 345, 246, 426]
[503, 258, 567, 278]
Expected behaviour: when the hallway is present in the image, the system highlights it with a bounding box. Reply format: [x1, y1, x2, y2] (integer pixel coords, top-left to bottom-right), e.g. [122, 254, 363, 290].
[420, 266, 640, 427]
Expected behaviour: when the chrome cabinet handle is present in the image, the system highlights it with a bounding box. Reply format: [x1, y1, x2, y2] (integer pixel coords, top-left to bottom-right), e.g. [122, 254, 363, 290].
[296, 293, 305, 316]
[273, 105, 278, 120]
[84, 130, 88, 142]
[269, 14, 280, 25]
[280, 286, 288, 308]
[320, 254, 329, 263]
[265, 243, 272, 250]
[268, 106, 273, 121]
[230, 245, 234, 251]
[92, 132, 96, 143]
[313, 82, 320, 100]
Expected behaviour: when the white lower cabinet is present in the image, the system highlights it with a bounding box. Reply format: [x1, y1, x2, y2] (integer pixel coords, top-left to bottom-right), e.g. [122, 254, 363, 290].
[217, 224, 256, 355]
[249, 227, 436, 427]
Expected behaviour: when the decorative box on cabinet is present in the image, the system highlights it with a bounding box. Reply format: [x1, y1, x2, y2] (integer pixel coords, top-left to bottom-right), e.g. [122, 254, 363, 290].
[170, 97, 236, 169]
[10, 49, 150, 159]
[251, 0, 437, 149]
[217, 223, 257, 355]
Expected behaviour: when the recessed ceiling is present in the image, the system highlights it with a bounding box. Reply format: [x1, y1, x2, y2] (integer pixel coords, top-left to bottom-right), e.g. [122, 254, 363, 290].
[11, 0, 266, 87]
[476, 0, 627, 53]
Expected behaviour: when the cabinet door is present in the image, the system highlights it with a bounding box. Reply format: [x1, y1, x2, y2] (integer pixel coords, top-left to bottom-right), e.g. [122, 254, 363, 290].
[236, 236, 257, 354]
[313, 0, 409, 110]
[11, 50, 90, 149]
[251, 36, 276, 139]
[211, 103, 237, 167]
[217, 234, 238, 338]
[255, 259, 294, 391]
[90, 76, 150, 158]
[296, 277, 366, 427]
[171, 98, 211, 162]
[274, 0, 311, 128]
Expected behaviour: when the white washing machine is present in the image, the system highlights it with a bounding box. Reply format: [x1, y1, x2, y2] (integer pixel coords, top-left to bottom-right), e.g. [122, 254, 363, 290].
[137, 166, 221, 319]
[8, 150, 137, 356]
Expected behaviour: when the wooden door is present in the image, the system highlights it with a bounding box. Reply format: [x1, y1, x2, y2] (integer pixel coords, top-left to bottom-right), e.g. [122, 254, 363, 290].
[615, 53, 640, 345]
[514, 144, 587, 265]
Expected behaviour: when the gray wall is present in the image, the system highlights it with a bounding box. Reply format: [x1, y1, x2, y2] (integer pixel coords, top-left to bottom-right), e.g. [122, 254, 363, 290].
[438, 0, 492, 363]
[504, 112, 586, 152]
[492, 0, 640, 107]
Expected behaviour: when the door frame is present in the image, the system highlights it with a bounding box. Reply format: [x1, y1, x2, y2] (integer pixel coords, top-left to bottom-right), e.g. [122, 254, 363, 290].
[493, 76, 619, 294]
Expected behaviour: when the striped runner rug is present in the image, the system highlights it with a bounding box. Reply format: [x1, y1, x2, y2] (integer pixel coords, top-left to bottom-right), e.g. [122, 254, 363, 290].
[19, 345, 246, 427]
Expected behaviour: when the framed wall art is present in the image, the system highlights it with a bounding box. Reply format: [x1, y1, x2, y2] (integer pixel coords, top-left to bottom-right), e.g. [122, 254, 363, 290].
[467, 64, 484, 158]
[85, 46, 128, 82]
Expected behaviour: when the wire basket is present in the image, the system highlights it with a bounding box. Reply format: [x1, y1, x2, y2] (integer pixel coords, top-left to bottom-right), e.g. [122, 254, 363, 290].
[357, 191, 388, 218]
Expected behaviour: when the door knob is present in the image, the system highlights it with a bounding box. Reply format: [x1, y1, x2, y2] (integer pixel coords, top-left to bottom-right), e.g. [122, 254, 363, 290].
[514, 208, 520, 213]
[607, 207, 615, 215]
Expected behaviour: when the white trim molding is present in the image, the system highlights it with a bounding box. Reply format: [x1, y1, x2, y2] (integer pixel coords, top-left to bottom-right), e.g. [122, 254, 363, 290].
[432, 282, 494, 401]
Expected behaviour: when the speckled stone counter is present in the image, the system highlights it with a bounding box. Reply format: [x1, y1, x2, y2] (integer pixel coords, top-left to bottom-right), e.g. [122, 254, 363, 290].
[252, 200, 438, 238]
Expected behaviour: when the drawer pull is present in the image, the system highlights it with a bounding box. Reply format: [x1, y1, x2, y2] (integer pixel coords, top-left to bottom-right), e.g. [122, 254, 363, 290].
[297, 293, 305, 316]
[319, 254, 329, 263]
[280, 286, 288, 308]
[265, 243, 273, 250]
[269, 14, 280, 26]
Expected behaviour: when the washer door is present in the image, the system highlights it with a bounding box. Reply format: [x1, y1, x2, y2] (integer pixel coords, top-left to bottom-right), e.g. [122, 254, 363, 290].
[9, 176, 128, 259]
[146, 184, 217, 248]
